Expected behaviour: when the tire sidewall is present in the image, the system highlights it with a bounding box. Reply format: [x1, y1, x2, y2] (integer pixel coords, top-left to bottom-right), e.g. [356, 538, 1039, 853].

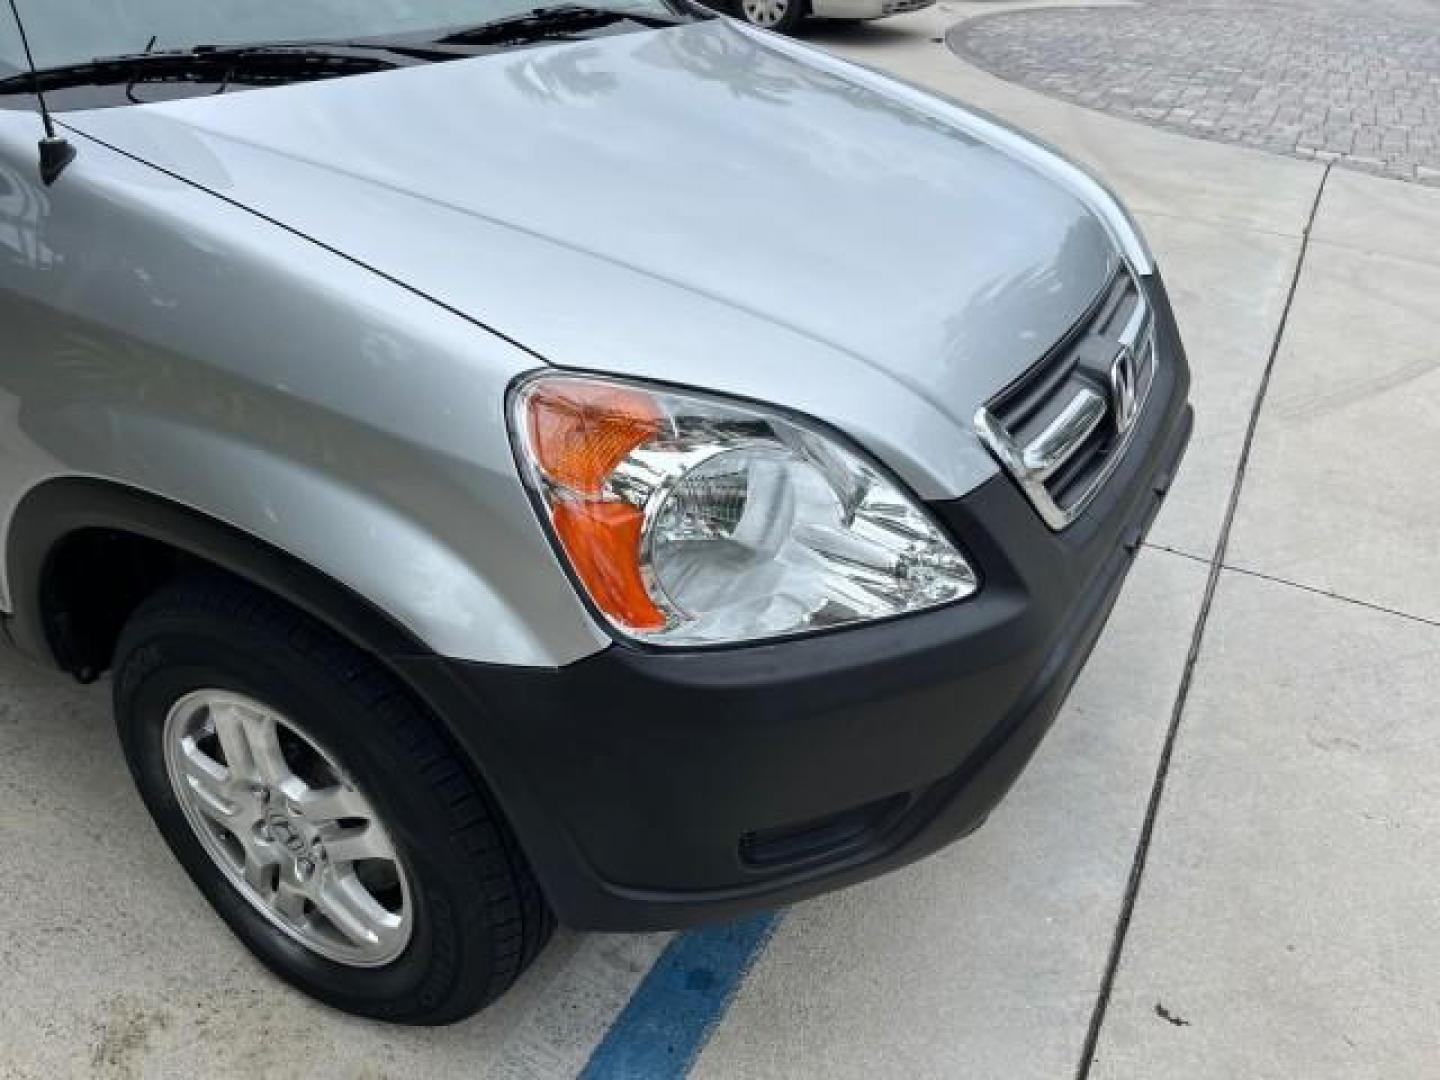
[115, 620, 479, 1021]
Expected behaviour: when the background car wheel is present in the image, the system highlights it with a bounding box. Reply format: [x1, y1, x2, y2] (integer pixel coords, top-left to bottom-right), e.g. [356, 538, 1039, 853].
[738, 0, 806, 34]
[113, 574, 553, 1025]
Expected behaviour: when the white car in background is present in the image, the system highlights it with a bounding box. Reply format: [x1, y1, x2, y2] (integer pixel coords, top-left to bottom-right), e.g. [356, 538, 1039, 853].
[729, 0, 934, 34]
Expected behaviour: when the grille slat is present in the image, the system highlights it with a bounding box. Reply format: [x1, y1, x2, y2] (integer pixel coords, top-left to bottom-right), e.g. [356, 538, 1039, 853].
[1001, 352, 1080, 439]
[974, 264, 1157, 530]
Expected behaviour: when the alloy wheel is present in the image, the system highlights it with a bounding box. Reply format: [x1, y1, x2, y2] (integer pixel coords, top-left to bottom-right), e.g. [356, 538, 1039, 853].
[741, 0, 791, 28]
[162, 690, 413, 967]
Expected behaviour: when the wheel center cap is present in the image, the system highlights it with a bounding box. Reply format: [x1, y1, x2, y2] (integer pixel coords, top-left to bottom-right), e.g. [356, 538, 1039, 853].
[266, 814, 307, 854]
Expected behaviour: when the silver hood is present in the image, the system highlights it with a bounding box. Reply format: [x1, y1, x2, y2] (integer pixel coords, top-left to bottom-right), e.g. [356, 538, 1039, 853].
[66, 18, 1118, 497]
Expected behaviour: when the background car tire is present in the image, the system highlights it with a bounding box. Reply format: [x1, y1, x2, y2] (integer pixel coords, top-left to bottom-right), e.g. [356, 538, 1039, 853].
[737, 0, 807, 34]
[113, 574, 553, 1025]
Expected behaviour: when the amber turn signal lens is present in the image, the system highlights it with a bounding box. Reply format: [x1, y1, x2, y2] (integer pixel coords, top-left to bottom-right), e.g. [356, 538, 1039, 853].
[551, 501, 665, 630]
[521, 379, 668, 631]
[527, 381, 662, 498]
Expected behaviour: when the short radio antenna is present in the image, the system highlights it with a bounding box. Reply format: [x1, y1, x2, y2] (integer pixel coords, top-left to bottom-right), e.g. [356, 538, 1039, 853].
[5, 0, 75, 185]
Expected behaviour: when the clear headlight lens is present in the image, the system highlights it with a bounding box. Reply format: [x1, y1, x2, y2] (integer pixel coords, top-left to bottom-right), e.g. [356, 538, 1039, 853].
[509, 374, 978, 646]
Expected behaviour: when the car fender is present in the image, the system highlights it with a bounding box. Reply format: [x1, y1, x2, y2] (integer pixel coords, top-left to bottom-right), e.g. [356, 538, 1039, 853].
[0, 123, 608, 667]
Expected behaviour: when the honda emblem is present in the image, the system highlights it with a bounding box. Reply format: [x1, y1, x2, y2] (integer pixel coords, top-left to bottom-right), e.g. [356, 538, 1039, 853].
[1110, 345, 1140, 434]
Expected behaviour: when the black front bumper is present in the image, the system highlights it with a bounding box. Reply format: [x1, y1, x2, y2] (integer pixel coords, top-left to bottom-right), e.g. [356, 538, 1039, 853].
[397, 274, 1193, 931]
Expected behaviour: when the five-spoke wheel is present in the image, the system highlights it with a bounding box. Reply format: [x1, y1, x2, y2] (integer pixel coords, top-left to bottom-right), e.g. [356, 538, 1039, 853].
[165, 690, 411, 967]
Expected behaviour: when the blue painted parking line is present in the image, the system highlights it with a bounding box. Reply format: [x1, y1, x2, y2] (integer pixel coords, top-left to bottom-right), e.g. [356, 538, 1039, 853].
[578, 911, 783, 1079]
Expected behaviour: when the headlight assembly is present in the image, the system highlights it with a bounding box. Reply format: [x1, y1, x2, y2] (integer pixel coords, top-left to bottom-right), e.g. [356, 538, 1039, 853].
[509, 373, 977, 646]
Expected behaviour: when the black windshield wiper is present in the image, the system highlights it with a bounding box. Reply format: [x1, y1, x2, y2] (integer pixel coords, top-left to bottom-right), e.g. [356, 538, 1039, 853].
[0, 45, 402, 96]
[441, 4, 682, 46]
[0, 11, 685, 98]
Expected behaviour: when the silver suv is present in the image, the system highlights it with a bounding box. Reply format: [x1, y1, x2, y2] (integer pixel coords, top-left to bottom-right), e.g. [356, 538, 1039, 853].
[0, 1, 1191, 1024]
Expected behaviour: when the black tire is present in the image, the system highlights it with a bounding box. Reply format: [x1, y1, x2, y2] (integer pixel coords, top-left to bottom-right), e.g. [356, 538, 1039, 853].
[112, 574, 553, 1025]
[735, 0, 807, 34]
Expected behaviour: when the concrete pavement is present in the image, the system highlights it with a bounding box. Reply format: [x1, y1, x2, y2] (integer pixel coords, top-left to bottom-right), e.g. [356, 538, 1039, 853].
[1091, 571, 1440, 1079]
[3, 3, 1438, 1077]
[1226, 170, 1440, 619]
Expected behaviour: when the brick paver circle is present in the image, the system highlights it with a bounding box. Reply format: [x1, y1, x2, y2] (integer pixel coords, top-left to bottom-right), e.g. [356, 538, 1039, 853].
[949, 2, 1440, 186]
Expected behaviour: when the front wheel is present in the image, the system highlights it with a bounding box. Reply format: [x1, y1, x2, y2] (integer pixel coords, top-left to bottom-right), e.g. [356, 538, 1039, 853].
[113, 575, 552, 1024]
[737, 0, 807, 33]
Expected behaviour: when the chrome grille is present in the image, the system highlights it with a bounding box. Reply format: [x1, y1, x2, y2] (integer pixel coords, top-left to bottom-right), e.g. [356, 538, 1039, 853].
[974, 264, 1156, 530]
